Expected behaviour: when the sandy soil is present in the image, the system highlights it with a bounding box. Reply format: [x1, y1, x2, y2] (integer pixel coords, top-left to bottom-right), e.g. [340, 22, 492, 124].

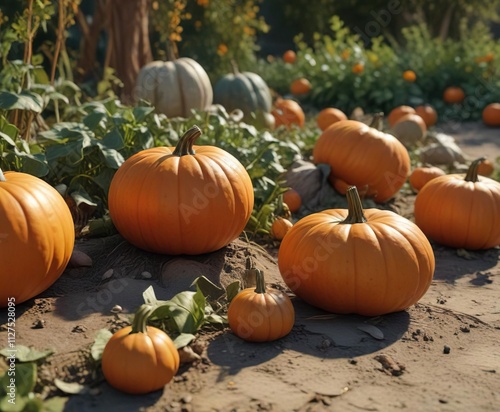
[1, 121, 499, 412]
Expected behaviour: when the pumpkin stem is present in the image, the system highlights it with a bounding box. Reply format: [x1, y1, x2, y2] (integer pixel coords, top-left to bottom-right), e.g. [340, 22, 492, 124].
[172, 125, 202, 156]
[254, 269, 267, 294]
[230, 60, 240, 75]
[0, 168, 5, 182]
[340, 186, 367, 224]
[369, 113, 384, 130]
[130, 304, 156, 334]
[166, 40, 179, 62]
[464, 157, 486, 182]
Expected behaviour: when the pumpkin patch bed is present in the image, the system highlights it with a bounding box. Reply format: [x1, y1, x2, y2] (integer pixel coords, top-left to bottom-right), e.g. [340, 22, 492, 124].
[0, 123, 499, 412]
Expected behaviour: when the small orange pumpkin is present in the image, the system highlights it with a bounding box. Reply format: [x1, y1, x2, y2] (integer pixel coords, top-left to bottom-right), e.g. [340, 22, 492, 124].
[409, 166, 446, 192]
[415, 105, 438, 127]
[0, 169, 75, 307]
[317, 108, 348, 131]
[271, 99, 305, 129]
[283, 189, 302, 213]
[443, 87, 465, 104]
[278, 186, 435, 316]
[477, 159, 494, 176]
[270, 217, 293, 240]
[102, 304, 180, 394]
[414, 158, 500, 250]
[290, 78, 312, 95]
[283, 50, 296, 64]
[482, 103, 500, 127]
[387, 105, 416, 127]
[228, 269, 295, 342]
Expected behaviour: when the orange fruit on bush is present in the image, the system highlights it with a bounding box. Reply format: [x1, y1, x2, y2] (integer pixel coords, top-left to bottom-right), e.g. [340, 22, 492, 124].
[387, 105, 416, 127]
[403, 70, 416, 82]
[317, 108, 348, 131]
[482, 103, 500, 127]
[290, 78, 312, 95]
[283, 50, 296, 64]
[415, 105, 438, 127]
[443, 87, 465, 104]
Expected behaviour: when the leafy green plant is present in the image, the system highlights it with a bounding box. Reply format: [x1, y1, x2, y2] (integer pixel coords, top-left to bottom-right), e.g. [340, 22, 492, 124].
[0, 346, 67, 412]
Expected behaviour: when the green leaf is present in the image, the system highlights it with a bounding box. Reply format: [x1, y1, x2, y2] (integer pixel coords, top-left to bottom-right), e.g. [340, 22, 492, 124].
[0, 346, 53, 363]
[0, 395, 27, 412]
[0, 91, 43, 113]
[192, 276, 225, 301]
[92, 169, 115, 194]
[41, 396, 68, 412]
[142, 286, 158, 305]
[0, 362, 37, 397]
[0, 131, 16, 147]
[173, 333, 196, 349]
[164, 290, 206, 334]
[96, 145, 124, 169]
[17, 153, 49, 177]
[46, 92, 69, 105]
[90, 329, 113, 362]
[101, 129, 124, 150]
[83, 112, 107, 130]
[133, 106, 155, 122]
[225, 281, 241, 303]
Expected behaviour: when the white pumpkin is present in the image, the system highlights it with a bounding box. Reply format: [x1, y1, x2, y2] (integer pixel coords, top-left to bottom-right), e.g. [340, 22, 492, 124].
[135, 58, 213, 118]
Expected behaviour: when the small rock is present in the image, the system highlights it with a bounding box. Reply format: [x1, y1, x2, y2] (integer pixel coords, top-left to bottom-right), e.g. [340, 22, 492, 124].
[72, 325, 87, 333]
[179, 346, 201, 364]
[69, 250, 93, 268]
[443, 345, 451, 354]
[141, 271, 152, 279]
[110, 305, 123, 314]
[181, 394, 193, 404]
[374, 353, 406, 376]
[32, 319, 46, 329]
[460, 326, 470, 333]
[101, 269, 114, 280]
[348, 358, 358, 365]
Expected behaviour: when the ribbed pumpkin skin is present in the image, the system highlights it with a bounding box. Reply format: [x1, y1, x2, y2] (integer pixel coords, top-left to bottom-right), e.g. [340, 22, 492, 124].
[135, 58, 213, 118]
[214, 71, 272, 117]
[108, 129, 254, 255]
[278, 207, 435, 316]
[102, 325, 180, 394]
[228, 284, 295, 342]
[0, 171, 75, 307]
[414, 173, 500, 250]
[313, 120, 410, 203]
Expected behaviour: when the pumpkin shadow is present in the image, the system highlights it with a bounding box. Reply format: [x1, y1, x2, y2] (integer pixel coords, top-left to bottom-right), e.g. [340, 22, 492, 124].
[207, 297, 410, 377]
[50, 235, 230, 321]
[63, 383, 163, 411]
[432, 244, 500, 284]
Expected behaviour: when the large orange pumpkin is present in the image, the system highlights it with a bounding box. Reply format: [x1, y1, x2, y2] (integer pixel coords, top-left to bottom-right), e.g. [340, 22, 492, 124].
[228, 269, 295, 342]
[102, 304, 180, 394]
[278, 186, 435, 316]
[0, 169, 75, 307]
[482, 103, 500, 126]
[313, 118, 411, 203]
[108, 126, 254, 255]
[271, 99, 305, 129]
[414, 158, 500, 250]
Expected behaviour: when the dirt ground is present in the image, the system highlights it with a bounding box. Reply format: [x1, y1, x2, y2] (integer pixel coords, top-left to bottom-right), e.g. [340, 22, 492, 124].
[1, 121, 499, 412]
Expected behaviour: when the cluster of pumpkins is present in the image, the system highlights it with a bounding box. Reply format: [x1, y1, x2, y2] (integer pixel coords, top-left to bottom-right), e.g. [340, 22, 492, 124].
[1, 52, 499, 396]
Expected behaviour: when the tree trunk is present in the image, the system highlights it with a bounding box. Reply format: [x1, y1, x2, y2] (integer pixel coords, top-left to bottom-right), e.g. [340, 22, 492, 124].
[108, 0, 152, 103]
